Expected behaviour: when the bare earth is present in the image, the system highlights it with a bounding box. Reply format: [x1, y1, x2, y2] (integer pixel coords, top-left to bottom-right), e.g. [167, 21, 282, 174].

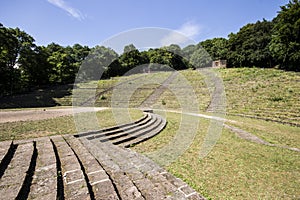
[0, 107, 107, 123]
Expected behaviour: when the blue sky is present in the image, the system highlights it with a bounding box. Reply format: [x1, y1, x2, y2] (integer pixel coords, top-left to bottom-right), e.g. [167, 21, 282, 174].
[0, 0, 288, 47]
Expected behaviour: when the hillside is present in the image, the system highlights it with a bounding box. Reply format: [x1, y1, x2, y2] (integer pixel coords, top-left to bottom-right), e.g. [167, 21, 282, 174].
[1, 67, 299, 127]
[1, 67, 299, 199]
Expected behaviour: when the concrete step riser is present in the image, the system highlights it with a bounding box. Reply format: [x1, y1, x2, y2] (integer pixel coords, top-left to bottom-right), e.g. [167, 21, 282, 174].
[86, 115, 153, 140]
[113, 118, 164, 146]
[99, 116, 159, 143]
[75, 114, 150, 138]
[0, 111, 205, 199]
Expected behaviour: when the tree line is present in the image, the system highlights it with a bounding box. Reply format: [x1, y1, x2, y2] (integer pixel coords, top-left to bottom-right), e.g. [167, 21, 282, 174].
[1, 0, 299, 96]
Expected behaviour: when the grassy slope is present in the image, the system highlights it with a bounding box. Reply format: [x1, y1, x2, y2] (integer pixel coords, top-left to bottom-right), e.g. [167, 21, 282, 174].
[220, 68, 300, 126]
[132, 112, 300, 200]
[1, 67, 299, 199]
[0, 109, 143, 141]
[152, 68, 299, 125]
[130, 68, 300, 199]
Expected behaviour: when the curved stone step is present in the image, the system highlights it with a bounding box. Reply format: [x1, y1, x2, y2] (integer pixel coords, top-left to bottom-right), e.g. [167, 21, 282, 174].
[99, 114, 159, 143]
[76, 111, 167, 148]
[86, 114, 152, 140]
[81, 137, 205, 199]
[121, 116, 167, 148]
[64, 135, 119, 199]
[0, 109, 204, 199]
[29, 138, 57, 199]
[74, 113, 150, 139]
[51, 135, 91, 200]
[0, 142, 34, 200]
[0, 133, 205, 199]
[0, 140, 13, 166]
[80, 138, 144, 200]
[114, 115, 166, 147]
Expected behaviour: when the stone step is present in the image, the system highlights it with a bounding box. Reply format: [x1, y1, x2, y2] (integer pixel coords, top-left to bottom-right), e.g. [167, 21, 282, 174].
[88, 138, 205, 199]
[28, 138, 57, 199]
[120, 116, 167, 148]
[111, 145, 205, 199]
[85, 114, 152, 140]
[99, 114, 159, 143]
[51, 135, 91, 200]
[75, 112, 166, 149]
[0, 142, 34, 200]
[0, 140, 13, 166]
[98, 142, 169, 198]
[89, 139, 167, 199]
[80, 138, 144, 200]
[75, 113, 150, 139]
[64, 135, 119, 199]
[113, 116, 163, 146]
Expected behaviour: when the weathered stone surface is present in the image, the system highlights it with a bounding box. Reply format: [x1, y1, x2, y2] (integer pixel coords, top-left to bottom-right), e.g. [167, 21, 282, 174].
[76, 111, 166, 149]
[29, 138, 56, 199]
[0, 111, 206, 200]
[0, 142, 33, 200]
[0, 140, 13, 164]
[51, 136, 90, 200]
[65, 136, 119, 199]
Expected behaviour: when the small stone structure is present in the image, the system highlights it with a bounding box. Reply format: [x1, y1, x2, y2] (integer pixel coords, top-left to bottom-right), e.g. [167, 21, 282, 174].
[212, 60, 227, 68]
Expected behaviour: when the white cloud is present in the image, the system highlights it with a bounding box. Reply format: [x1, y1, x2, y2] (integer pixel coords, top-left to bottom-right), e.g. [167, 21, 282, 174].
[177, 21, 201, 38]
[47, 0, 84, 20]
[160, 21, 201, 46]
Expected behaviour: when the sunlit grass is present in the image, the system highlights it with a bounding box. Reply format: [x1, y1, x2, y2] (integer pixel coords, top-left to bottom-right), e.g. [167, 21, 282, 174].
[226, 115, 300, 149]
[133, 112, 300, 200]
[219, 68, 300, 126]
[0, 108, 143, 141]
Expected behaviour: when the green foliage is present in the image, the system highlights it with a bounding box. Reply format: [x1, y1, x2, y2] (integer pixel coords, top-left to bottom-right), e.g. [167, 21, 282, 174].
[80, 45, 117, 80]
[227, 19, 274, 68]
[145, 47, 188, 71]
[1, 0, 300, 97]
[269, 0, 300, 71]
[0, 24, 37, 95]
[0, 24, 91, 95]
[47, 43, 90, 83]
[200, 37, 228, 60]
[118, 44, 149, 75]
[189, 47, 212, 68]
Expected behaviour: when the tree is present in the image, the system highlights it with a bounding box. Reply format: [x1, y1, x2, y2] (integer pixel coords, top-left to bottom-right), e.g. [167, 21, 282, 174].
[45, 43, 90, 83]
[200, 38, 228, 60]
[163, 44, 182, 55]
[269, 0, 300, 71]
[117, 44, 149, 75]
[182, 44, 196, 60]
[227, 19, 274, 68]
[189, 47, 212, 68]
[0, 24, 38, 95]
[123, 43, 137, 53]
[80, 46, 118, 80]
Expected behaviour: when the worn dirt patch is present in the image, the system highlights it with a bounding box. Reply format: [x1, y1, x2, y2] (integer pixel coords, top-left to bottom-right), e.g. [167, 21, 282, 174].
[0, 107, 107, 123]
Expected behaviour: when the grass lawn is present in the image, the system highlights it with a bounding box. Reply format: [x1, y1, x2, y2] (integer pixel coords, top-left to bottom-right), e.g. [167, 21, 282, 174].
[219, 68, 300, 126]
[1, 67, 299, 199]
[132, 111, 300, 200]
[0, 108, 143, 141]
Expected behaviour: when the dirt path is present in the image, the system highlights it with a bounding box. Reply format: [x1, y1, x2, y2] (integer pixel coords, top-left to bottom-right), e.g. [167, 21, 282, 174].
[0, 107, 107, 123]
[155, 109, 300, 153]
[224, 124, 300, 152]
[139, 72, 178, 108]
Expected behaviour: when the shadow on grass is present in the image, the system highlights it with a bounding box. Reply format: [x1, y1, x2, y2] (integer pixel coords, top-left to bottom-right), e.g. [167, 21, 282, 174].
[0, 84, 73, 109]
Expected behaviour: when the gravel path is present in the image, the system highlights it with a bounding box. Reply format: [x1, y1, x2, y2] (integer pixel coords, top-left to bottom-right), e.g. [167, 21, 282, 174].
[0, 107, 107, 123]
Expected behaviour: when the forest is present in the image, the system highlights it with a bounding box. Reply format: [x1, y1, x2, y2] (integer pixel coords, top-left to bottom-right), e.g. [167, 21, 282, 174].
[0, 0, 299, 96]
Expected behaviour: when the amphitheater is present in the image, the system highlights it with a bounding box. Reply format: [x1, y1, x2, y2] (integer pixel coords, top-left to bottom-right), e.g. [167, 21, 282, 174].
[0, 110, 205, 200]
